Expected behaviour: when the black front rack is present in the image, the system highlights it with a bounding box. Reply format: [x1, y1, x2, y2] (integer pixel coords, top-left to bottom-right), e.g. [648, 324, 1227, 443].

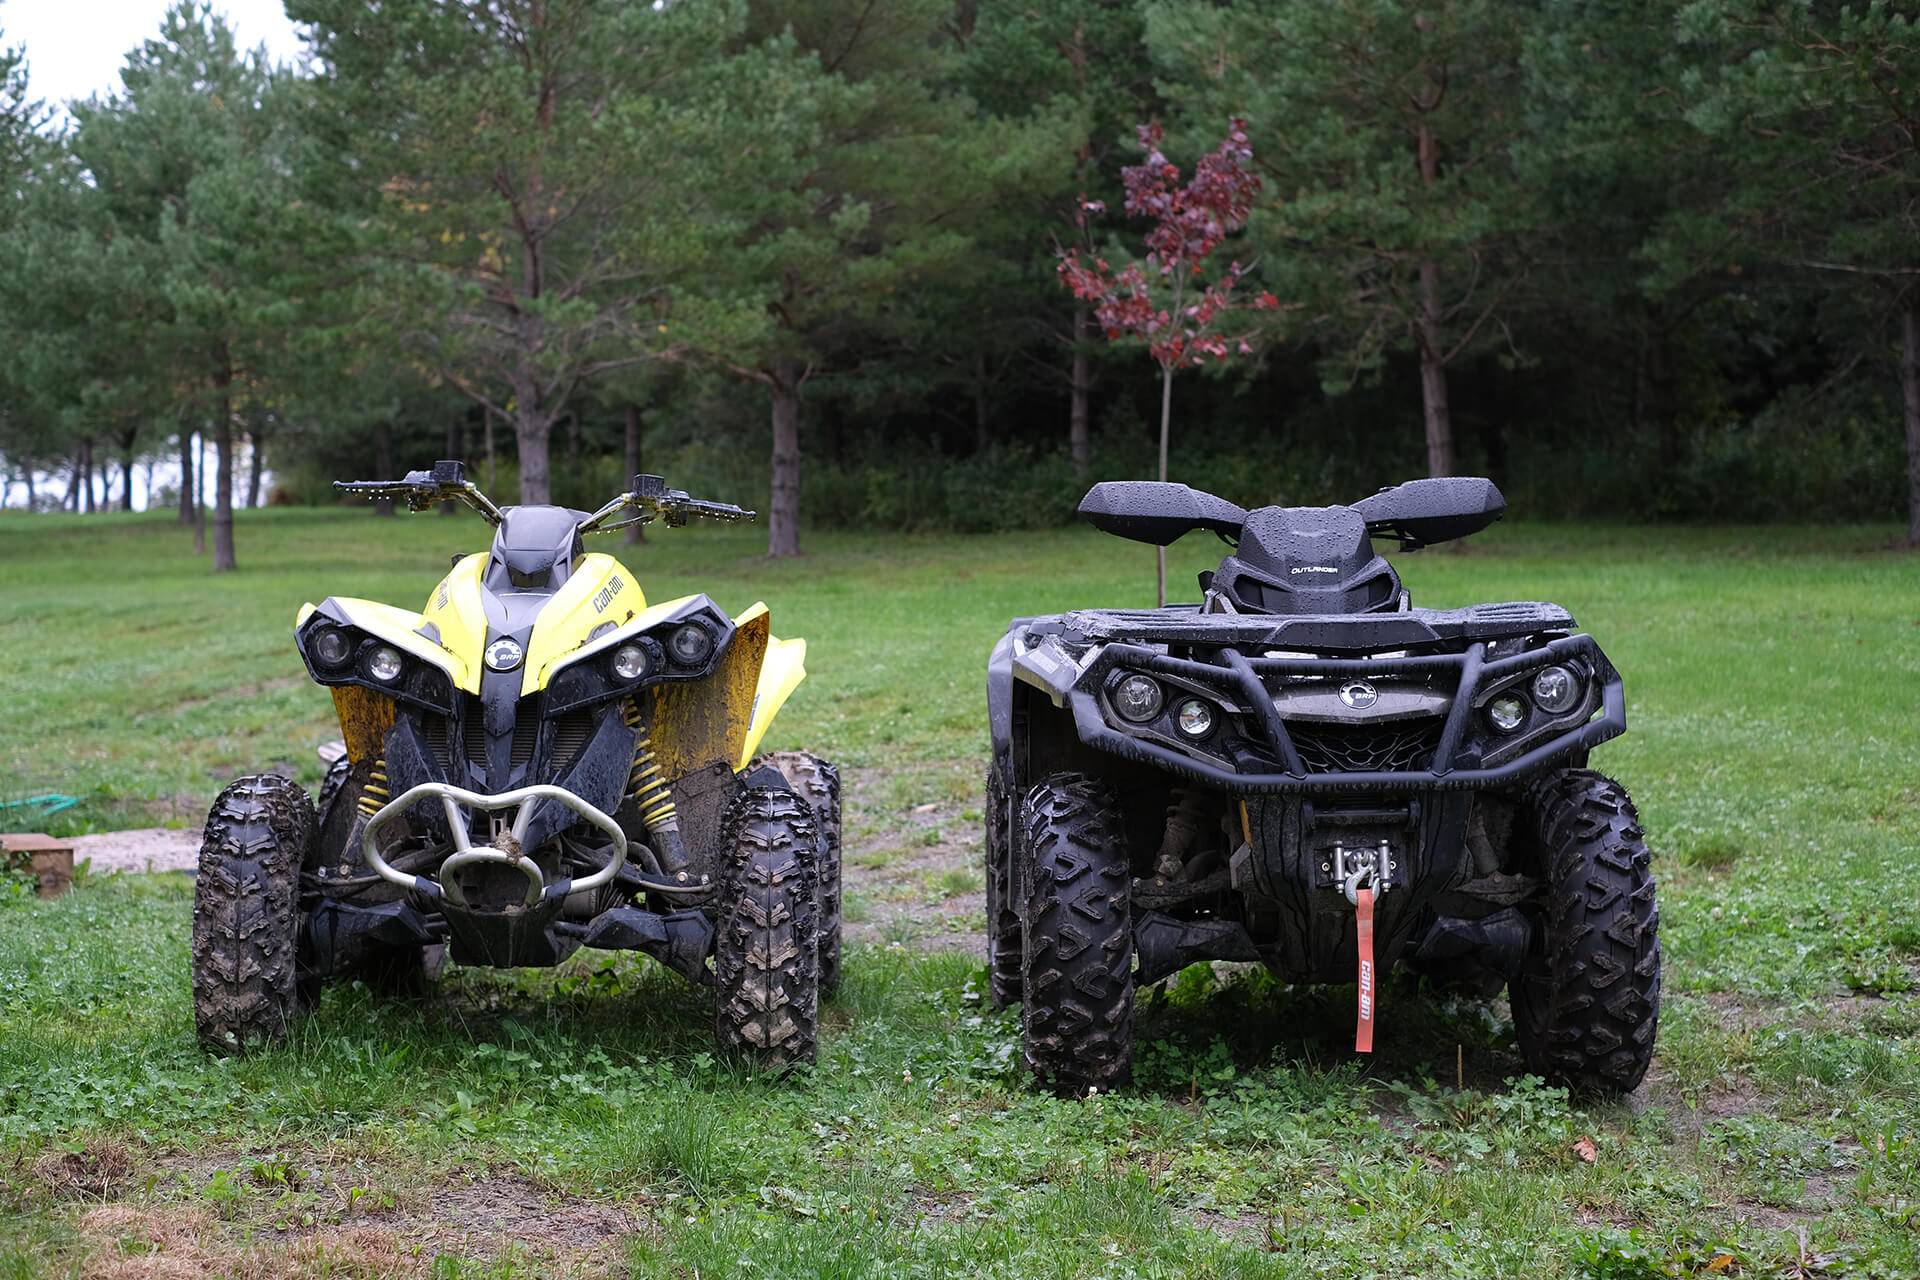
[1063, 631, 1624, 794]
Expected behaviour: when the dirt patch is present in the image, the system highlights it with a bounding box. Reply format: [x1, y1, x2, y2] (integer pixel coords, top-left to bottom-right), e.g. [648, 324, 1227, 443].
[60, 1152, 649, 1277]
[837, 766, 987, 958]
[74, 828, 200, 876]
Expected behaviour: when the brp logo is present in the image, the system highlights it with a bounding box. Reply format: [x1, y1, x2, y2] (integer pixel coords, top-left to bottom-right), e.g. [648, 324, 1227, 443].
[1338, 680, 1379, 710]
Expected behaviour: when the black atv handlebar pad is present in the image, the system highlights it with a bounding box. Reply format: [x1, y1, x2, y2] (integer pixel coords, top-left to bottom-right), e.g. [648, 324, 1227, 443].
[1078, 481, 1249, 546]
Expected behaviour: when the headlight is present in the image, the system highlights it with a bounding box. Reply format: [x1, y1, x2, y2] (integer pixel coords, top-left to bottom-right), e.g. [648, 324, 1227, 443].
[311, 627, 352, 668]
[669, 623, 714, 666]
[1531, 665, 1580, 714]
[612, 643, 649, 681]
[1487, 694, 1527, 733]
[1111, 673, 1164, 722]
[367, 646, 404, 683]
[1176, 698, 1215, 738]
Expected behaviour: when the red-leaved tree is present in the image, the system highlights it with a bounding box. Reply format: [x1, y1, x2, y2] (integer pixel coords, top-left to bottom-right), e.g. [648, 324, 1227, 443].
[1059, 118, 1276, 604]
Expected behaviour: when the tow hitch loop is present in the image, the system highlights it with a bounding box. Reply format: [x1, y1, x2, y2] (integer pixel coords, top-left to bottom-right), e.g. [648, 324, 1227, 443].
[1333, 842, 1391, 1055]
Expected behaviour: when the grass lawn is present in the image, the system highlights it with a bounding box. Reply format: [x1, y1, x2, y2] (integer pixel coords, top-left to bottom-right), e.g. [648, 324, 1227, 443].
[0, 506, 1916, 1278]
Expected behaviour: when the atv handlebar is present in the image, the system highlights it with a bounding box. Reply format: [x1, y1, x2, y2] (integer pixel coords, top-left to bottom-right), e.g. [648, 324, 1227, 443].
[335, 460, 506, 525]
[576, 474, 756, 535]
[334, 460, 755, 532]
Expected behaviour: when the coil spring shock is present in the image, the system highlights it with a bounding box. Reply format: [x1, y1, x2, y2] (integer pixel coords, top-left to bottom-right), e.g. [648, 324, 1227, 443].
[356, 757, 390, 819]
[625, 698, 688, 871]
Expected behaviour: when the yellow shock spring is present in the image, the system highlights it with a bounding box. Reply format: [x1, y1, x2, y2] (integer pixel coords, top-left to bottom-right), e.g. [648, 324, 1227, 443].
[625, 699, 677, 829]
[357, 758, 390, 818]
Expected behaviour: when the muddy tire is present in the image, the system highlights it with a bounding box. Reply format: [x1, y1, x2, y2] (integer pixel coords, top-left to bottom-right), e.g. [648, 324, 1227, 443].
[1020, 772, 1133, 1091]
[984, 756, 1022, 1009]
[713, 787, 820, 1070]
[192, 774, 315, 1053]
[755, 751, 843, 995]
[1511, 769, 1660, 1095]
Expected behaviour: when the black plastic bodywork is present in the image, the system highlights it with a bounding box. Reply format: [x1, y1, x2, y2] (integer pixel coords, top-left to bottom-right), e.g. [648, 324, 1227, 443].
[993, 478, 1619, 988]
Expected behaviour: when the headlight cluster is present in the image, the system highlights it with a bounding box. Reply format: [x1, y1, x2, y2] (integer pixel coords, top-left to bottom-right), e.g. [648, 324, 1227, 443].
[1109, 672, 1219, 741]
[310, 623, 407, 685]
[1483, 663, 1584, 734]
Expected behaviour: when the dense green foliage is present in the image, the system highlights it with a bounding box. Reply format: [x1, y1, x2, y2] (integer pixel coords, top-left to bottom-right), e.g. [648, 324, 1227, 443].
[1, 509, 1916, 1275]
[1, 0, 1917, 552]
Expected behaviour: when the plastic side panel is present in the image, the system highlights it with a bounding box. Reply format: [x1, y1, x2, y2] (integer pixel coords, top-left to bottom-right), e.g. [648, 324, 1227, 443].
[649, 607, 770, 781]
[520, 553, 649, 696]
[419, 554, 489, 690]
[327, 596, 473, 692]
[739, 631, 807, 768]
[331, 686, 396, 766]
[297, 602, 317, 627]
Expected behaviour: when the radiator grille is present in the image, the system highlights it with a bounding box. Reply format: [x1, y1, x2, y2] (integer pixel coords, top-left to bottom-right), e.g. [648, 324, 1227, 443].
[1287, 717, 1444, 774]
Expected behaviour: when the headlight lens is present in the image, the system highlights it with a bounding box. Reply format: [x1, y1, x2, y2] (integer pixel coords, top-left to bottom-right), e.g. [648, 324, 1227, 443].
[1111, 674, 1164, 722]
[612, 643, 649, 681]
[311, 627, 352, 668]
[669, 623, 713, 665]
[1531, 664, 1580, 713]
[367, 646, 404, 682]
[1176, 698, 1215, 737]
[1487, 694, 1527, 733]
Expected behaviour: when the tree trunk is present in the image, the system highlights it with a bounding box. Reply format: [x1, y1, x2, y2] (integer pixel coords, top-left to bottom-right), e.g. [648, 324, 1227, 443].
[192, 432, 206, 555]
[484, 403, 497, 493]
[624, 401, 644, 546]
[1417, 259, 1454, 478]
[178, 431, 195, 524]
[246, 422, 265, 509]
[63, 448, 79, 511]
[1414, 112, 1454, 479]
[212, 348, 236, 572]
[22, 463, 34, 510]
[82, 438, 97, 513]
[973, 353, 991, 453]
[373, 421, 396, 516]
[1156, 363, 1173, 606]
[119, 427, 137, 511]
[1903, 296, 1920, 545]
[441, 417, 461, 515]
[768, 362, 803, 558]
[1069, 307, 1092, 479]
[514, 403, 553, 506]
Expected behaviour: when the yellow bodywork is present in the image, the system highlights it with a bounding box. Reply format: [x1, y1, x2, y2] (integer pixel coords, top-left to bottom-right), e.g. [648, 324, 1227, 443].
[299, 549, 806, 778]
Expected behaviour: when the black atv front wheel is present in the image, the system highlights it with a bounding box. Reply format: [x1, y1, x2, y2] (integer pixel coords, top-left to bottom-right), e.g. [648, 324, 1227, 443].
[984, 755, 1022, 1010]
[192, 774, 315, 1052]
[1020, 772, 1134, 1091]
[1511, 768, 1660, 1095]
[755, 750, 843, 996]
[713, 786, 820, 1070]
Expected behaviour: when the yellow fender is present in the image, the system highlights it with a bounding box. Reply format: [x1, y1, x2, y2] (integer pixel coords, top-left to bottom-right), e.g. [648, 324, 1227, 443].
[741, 631, 808, 769]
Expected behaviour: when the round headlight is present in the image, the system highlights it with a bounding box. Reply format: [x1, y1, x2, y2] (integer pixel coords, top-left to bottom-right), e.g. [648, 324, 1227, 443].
[367, 645, 404, 683]
[612, 643, 649, 681]
[1111, 674, 1164, 723]
[1487, 694, 1528, 733]
[1531, 664, 1580, 714]
[1176, 699, 1215, 738]
[669, 623, 714, 666]
[311, 627, 352, 668]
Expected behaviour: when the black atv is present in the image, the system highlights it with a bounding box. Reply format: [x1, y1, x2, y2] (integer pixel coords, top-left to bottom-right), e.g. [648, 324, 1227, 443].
[986, 478, 1658, 1094]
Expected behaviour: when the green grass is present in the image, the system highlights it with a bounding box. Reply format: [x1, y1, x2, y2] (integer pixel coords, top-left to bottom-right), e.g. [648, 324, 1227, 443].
[1, 507, 1917, 1277]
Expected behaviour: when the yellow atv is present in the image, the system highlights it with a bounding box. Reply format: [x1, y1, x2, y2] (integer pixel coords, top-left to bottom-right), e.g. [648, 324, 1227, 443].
[190, 461, 840, 1068]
